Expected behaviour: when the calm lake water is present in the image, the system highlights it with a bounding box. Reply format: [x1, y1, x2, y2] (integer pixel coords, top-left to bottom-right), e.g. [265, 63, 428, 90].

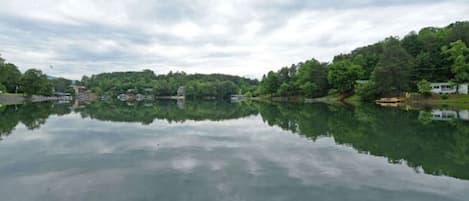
[0, 100, 468, 201]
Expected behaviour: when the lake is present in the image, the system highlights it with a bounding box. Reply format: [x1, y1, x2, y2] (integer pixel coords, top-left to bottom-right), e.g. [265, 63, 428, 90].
[0, 100, 468, 201]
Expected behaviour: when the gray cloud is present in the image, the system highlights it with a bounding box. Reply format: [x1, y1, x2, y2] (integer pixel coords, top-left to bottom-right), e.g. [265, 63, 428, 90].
[0, 0, 468, 79]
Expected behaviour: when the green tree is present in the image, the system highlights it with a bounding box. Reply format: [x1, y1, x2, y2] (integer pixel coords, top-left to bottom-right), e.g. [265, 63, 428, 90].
[295, 59, 329, 97]
[327, 60, 364, 94]
[0, 83, 6, 93]
[216, 81, 238, 99]
[300, 82, 318, 98]
[0, 55, 5, 65]
[19, 69, 53, 96]
[417, 79, 432, 96]
[442, 40, 469, 83]
[0, 63, 22, 93]
[51, 78, 73, 93]
[401, 31, 423, 57]
[372, 37, 414, 96]
[355, 81, 379, 102]
[446, 21, 469, 45]
[261, 71, 280, 97]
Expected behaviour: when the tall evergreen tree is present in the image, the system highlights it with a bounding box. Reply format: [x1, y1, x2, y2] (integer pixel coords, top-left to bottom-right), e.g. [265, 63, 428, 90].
[372, 38, 414, 96]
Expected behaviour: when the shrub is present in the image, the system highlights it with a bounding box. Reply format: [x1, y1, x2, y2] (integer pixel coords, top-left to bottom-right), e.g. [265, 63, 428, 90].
[0, 84, 5, 93]
[417, 79, 432, 96]
[356, 81, 380, 102]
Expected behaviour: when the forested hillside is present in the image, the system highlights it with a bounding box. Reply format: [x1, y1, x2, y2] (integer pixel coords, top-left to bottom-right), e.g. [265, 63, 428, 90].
[258, 21, 469, 100]
[81, 70, 258, 99]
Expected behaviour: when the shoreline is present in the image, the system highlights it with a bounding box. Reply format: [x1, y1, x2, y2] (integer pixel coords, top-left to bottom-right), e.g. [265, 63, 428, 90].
[0, 94, 72, 105]
[250, 93, 469, 109]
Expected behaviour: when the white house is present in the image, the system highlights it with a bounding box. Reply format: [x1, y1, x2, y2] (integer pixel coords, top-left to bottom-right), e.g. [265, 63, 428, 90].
[430, 82, 468, 94]
[177, 86, 185, 97]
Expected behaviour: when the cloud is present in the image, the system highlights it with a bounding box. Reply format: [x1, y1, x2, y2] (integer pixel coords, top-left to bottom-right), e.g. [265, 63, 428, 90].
[0, 0, 468, 79]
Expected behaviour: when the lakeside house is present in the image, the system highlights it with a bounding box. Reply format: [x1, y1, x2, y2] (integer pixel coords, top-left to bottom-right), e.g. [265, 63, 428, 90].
[72, 85, 96, 102]
[144, 88, 153, 93]
[177, 86, 185, 97]
[430, 82, 468, 94]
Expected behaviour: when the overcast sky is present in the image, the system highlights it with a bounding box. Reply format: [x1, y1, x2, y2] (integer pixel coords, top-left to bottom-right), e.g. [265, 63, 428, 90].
[0, 0, 468, 80]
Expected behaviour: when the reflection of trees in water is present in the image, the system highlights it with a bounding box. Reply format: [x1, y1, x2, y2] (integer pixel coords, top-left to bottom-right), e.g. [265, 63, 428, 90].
[76, 100, 259, 124]
[0, 102, 72, 139]
[2, 100, 469, 180]
[0, 100, 259, 137]
[256, 102, 469, 180]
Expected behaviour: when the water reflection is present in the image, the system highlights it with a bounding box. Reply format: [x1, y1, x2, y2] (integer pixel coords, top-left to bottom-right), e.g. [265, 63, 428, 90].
[419, 109, 469, 121]
[1, 100, 469, 181]
[76, 100, 259, 124]
[257, 102, 469, 180]
[0, 102, 72, 138]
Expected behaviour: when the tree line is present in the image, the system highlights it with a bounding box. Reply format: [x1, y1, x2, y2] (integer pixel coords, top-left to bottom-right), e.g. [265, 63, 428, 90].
[258, 21, 469, 101]
[0, 55, 74, 96]
[81, 70, 258, 99]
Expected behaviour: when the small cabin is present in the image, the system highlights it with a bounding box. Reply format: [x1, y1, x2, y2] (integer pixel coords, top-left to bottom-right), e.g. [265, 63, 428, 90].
[177, 86, 185, 97]
[144, 88, 153, 93]
[430, 83, 468, 94]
